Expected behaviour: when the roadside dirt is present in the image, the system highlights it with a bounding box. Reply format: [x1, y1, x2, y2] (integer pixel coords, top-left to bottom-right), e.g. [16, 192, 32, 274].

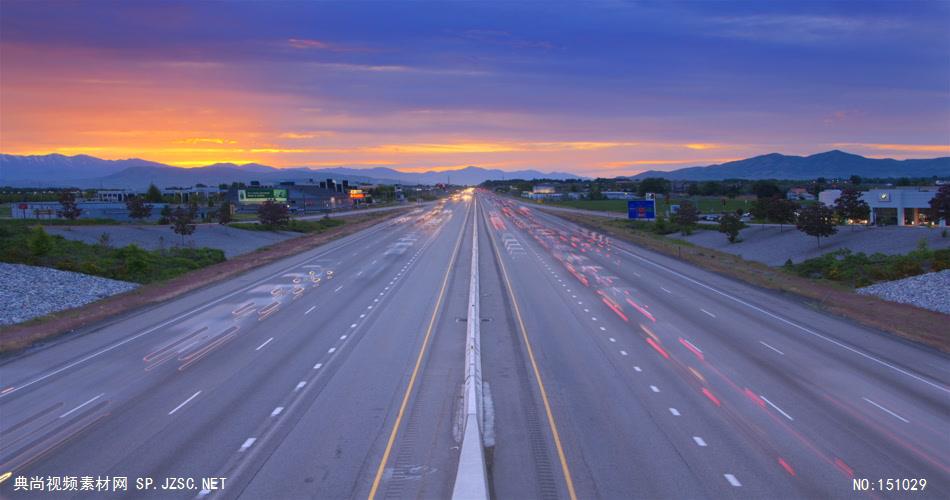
[0, 210, 408, 352]
[548, 210, 949, 353]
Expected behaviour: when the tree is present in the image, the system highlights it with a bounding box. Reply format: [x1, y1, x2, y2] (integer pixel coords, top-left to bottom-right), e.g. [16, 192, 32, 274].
[699, 181, 720, 196]
[929, 185, 950, 226]
[686, 183, 700, 196]
[637, 177, 670, 197]
[796, 203, 837, 247]
[849, 175, 862, 186]
[57, 191, 82, 220]
[672, 201, 699, 235]
[718, 213, 743, 243]
[170, 206, 196, 245]
[767, 198, 798, 232]
[833, 188, 870, 230]
[145, 183, 164, 203]
[126, 196, 153, 222]
[752, 181, 781, 199]
[750, 197, 772, 223]
[158, 205, 172, 225]
[258, 199, 290, 228]
[217, 203, 233, 225]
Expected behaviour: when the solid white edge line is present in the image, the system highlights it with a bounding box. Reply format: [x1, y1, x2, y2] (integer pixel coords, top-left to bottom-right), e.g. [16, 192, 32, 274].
[168, 391, 201, 416]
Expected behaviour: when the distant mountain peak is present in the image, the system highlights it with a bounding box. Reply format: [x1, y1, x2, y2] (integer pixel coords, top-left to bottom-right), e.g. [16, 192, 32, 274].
[629, 150, 949, 181]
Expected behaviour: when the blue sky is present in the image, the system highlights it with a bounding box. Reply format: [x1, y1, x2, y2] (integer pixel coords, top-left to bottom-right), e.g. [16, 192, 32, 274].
[2, 0, 947, 175]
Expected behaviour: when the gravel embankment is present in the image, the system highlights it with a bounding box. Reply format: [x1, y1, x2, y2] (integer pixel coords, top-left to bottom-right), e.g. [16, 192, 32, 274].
[857, 270, 950, 315]
[0, 263, 138, 326]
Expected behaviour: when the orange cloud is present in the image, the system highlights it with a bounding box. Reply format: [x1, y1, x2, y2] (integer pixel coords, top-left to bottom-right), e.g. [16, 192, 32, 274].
[684, 143, 724, 150]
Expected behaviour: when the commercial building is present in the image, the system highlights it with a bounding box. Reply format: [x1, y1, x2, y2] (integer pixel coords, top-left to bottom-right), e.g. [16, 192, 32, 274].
[819, 187, 945, 226]
[227, 179, 354, 213]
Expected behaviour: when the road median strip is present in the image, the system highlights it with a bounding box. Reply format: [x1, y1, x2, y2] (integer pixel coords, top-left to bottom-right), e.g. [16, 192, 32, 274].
[452, 196, 489, 500]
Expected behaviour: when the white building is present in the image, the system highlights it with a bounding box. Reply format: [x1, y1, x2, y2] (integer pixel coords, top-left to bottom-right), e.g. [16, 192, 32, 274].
[819, 187, 945, 226]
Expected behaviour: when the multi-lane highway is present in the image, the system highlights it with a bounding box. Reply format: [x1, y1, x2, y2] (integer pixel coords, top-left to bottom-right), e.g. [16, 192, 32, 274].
[1, 190, 947, 499]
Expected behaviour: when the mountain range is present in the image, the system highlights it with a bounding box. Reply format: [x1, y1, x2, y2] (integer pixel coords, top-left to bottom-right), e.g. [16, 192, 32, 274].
[1, 150, 947, 188]
[629, 150, 949, 180]
[0, 154, 582, 188]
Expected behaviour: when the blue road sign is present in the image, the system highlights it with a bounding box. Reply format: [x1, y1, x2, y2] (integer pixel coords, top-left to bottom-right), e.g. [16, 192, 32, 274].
[628, 199, 656, 220]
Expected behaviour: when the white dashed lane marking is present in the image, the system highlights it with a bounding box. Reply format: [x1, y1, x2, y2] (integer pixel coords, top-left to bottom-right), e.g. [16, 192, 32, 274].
[669, 408, 680, 416]
[168, 391, 201, 416]
[862, 397, 910, 423]
[240, 438, 256, 452]
[271, 407, 284, 417]
[693, 436, 707, 447]
[700, 309, 716, 318]
[724, 474, 741, 487]
[759, 341, 785, 355]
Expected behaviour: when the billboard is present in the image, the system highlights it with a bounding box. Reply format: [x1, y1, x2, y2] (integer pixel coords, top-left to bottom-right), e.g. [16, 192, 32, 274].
[238, 188, 288, 204]
[349, 189, 365, 200]
[628, 199, 656, 220]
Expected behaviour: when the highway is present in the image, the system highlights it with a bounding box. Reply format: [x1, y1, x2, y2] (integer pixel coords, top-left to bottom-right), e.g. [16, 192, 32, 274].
[1, 190, 948, 499]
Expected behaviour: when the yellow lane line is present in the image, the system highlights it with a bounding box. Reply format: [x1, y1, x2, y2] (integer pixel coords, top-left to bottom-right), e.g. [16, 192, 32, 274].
[480, 197, 578, 500]
[367, 198, 473, 500]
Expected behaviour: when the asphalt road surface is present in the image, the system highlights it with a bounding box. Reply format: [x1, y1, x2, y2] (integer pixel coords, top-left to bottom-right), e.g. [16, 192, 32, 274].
[1, 191, 947, 499]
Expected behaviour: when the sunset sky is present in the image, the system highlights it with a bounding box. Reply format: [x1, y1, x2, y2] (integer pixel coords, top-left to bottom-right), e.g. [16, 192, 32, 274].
[1, 1, 948, 177]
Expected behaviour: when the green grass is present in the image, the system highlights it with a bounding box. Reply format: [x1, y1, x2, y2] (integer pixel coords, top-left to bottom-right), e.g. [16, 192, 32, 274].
[0, 204, 10, 218]
[0, 225, 226, 284]
[229, 217, 345, 234]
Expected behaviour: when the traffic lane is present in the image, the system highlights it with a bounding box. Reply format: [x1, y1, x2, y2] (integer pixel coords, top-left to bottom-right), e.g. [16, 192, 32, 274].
[234, 199, 471, 499]
[486, 196, 896, 498]
[0, 210, 431, 437]
[481, 201, 720, 499]
[476, 201, 575, 500]
[510, 202, 949, 495]
[0, 209, 454, 494]
[0, 207, 450, 489]
[367, 200, 473, 500]
[0, 212, 416, 396]
[527, 203, 949, 393]
[486, 216, 822, 498]
[523, 205, 950, 456]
